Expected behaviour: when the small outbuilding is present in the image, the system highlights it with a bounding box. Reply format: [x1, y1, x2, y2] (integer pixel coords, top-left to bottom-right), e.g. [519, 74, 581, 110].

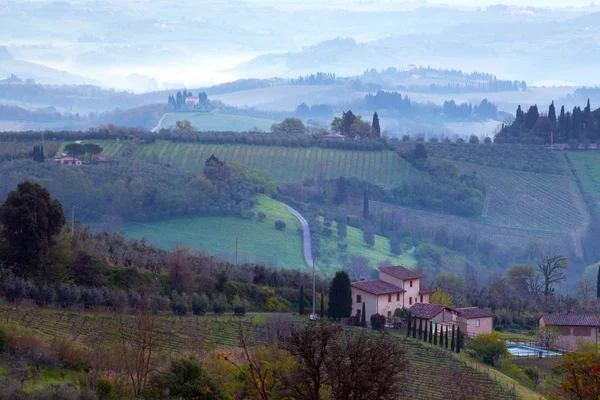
[455, 307, 495, 336]
[539, 314, 600, 351]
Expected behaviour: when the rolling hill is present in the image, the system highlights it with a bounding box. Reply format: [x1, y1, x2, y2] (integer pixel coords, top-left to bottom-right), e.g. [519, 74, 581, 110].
[83, 140, 408, 187]
[118, 194, 416, 275]
[156, 112, 278, 132]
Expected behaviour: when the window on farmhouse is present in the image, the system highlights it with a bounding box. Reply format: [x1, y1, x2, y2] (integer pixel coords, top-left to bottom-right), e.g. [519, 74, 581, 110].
[476, 319, 480, 327]
[387, 311, 391, 317]
[356, 294, 361, 303]
[410, 280, 413, 287]
[388, 294, 392, 302]
[573, 327, 592, 337]
[420, 295, 423, 302]
[397, 293, 400, 301]
[409, 297, 412, 305]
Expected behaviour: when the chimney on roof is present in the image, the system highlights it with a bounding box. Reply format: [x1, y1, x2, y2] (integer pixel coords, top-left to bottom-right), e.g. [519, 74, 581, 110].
[359, 276, 365, 281]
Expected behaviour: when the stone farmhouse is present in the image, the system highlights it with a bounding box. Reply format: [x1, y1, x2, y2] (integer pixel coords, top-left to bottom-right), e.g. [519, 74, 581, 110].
[539, 314, 600, 351]
[351, 266, 431, 319]
[409, 303, 494, 336]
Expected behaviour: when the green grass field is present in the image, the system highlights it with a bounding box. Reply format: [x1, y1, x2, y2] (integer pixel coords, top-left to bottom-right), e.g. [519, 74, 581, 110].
[121, 195, 415, 275]
[316, 219, 416, 274]
[568, 151, 600, 212]
[79, 140, 407, 186]
[123, 195, 306, 270]
[159, 112, 278, 132]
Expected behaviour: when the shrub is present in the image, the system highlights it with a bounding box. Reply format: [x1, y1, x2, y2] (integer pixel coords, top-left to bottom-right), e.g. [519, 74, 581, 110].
[275, 220, 286, 230]
[2, 276, 31, 303]
[171, 291, 188, 316]
[469, 332, 507, 366]
[57, 284, 80, 308]
[107, 289, 128, 310]
[32, 283, 55, 306]
[494, 325, 505, 332]
[96, 378, 114, 400]
[212, 294, 228, 315]
[191, 293, 209, 315]
[257, 211, 266, 221]
[146, 294, 170, 313]
[128, 291, 143, 309]
[337, 242, 348, 251]
[522, 366, 541, 388]
[233, 299, 247, 316]
[370, 313, 386, 331]
[322, 227, 333, 237]
[81, 287, 104, 309]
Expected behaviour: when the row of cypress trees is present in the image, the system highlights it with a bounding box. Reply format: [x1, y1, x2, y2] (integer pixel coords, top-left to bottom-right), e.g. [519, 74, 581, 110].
[406, 312, 462, 353]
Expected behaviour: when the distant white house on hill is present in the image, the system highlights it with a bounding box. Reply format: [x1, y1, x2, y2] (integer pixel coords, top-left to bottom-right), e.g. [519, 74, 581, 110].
[185, 96, 199, 106]
[54, 156, 81, 166]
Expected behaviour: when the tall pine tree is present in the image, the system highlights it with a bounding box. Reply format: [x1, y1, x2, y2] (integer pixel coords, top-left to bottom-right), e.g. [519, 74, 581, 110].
[328, 271, 352, 319]
[372, 112, 381, 138]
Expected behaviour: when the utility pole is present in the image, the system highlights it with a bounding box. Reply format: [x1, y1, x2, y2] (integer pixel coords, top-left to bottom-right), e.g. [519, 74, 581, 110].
[71, 204, 75, 235]
[312, 260, 316, 319]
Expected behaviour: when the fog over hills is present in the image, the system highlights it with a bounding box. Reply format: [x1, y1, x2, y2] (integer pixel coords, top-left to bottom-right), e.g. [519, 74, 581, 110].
[1, 1, 599, 91]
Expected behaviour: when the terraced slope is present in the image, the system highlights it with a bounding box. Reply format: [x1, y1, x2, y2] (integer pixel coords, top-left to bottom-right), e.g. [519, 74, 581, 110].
[473, 164, 588, 231]
[80, 140, 408, 186]
[0, 305, 517, 400]
[568, 151, 600, 213]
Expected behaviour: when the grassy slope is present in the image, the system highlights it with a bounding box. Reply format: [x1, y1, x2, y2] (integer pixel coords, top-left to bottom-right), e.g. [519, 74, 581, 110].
[316, 220, 416, 275]
[568, 151, 600, 213]
[159, 112, 278, 132]
[123, 194, 306, 270]
[122, 194, 415, 275]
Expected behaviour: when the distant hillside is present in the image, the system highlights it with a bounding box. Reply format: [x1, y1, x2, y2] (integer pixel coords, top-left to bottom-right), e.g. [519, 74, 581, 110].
[0, 46, 13, 61]
[0, 60, 100, 86]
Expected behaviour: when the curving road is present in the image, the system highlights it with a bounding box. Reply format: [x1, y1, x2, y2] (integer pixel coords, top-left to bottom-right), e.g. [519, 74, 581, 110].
[283, 204, 319, 272]
[151, 113, 170, 133]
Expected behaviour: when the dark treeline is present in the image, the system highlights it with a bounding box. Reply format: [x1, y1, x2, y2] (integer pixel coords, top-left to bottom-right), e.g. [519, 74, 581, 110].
[365, 91, 498, 120]
[0, 156, 275, 223]
[496, 100, 600, 145]
[358, 66, 526, 93]
[295, 102, 334, 117]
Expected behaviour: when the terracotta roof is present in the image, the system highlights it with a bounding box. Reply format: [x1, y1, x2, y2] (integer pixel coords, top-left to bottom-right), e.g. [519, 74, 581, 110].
[409, 303, 451, 319]
[419, 285, 432, 294]
[380, 266, 423, 280]
[456, 307, 494, 319]
[541, 314, 600, 327]
[351, 280, 404, 295]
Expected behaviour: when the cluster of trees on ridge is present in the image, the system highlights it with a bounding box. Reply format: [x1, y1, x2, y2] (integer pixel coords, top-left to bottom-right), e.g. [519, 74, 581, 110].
[496, 100, 600, 145]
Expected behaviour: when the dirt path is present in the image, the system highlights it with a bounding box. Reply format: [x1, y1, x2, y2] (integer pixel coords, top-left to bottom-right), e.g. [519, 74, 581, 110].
[151, 113, 170, 133]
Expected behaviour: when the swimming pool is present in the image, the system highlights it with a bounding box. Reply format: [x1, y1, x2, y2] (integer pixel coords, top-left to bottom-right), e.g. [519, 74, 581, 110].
[507, 344, 561, 357]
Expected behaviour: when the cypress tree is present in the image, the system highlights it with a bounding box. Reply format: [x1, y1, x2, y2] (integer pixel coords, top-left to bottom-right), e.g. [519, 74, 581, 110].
[406, 312, 412, 338]
[456, 326, 462, 354]
[320, 292, 325, 317]
[418, 319, 423, 340]
[363, 186, 369, 219]
[548, 101, 557, 124]
[445, 326, 449, 349]
[440, 326, 444, 347]
[299, 286, 305, 315]
[429, 321, 433, 344]
[361, 302, 366, 327]
[32, 145, 39, 162]
[433, 324, 438, 346]
[423, 319, 428, 342]
[39, 144, 44, 162]
[451, 325, 455, 351]
[327, 271, 352, 320]
[372, 112, 381, 138]
[412, 317, 417, 339]
[597, 265, 600, 299]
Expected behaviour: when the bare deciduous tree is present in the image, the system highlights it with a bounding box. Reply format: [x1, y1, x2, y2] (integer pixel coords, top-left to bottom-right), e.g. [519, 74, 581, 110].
[537, 254, 569, 296]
